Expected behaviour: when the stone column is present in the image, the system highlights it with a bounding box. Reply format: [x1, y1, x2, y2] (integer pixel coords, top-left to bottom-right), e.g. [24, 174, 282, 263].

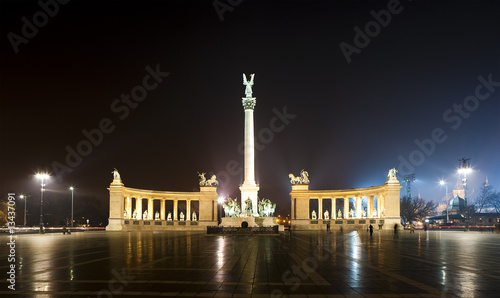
[356, 197, 362, 218]
[148, 198, 153, 220]
[125, 196, 131, 219]
[318, 198, 323, 219]
[367, 196, 373, 217]
[136, 198, 142, 219]
[173, 199, 178, 220]
[344, 197, 349, 218]
[333, 198, 336, 219]
[160, 199, 165, 220]
[187, 200, 191, 221]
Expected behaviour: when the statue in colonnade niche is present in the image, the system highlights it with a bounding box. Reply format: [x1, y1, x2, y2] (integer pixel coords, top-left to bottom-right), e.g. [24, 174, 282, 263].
[362, 210, 366, 218]
[349, 209, 354, 218]
[143, 210, 148, 220]
[338, 209, 342, 219]
[132, 209, 137, 219]
[167, 212, 172, 220]
[192, 212, 197, 221]
[372, 209, 377, 217]
[324, 210, 329, 220]
[180, 212, 185, 221]
[311, 210, 317, 220]
[155, 211, 160, 220]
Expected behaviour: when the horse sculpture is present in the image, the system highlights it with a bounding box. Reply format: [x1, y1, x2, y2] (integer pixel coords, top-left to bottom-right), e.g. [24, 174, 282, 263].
[289, 169, 310, 184]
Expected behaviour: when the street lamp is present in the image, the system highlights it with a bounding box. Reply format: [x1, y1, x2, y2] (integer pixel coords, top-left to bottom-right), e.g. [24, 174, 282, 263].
[35, 173, 50, 233]
[69, 187, 74, 228]
[439, 180, 449, 223]
[19, 194, 28, 227]
[458, 158, 472, 231]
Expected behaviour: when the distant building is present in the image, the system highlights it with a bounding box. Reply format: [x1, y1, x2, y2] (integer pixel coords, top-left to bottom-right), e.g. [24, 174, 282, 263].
[428, 195, 470, 224]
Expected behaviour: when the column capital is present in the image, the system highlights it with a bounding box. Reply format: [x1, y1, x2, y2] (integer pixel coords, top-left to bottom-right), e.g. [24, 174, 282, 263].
[242, 98, 256, 110]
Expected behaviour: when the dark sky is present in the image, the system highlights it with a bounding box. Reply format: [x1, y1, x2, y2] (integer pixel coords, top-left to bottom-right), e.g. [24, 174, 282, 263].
[1, 0, 499, 219]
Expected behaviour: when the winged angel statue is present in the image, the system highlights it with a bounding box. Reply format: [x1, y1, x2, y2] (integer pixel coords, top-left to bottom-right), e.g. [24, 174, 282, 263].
[243, 73, 255, 98]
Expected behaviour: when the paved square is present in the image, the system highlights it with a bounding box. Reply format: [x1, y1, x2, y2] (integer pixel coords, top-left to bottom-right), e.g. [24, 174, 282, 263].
[1, 230, 500, 297]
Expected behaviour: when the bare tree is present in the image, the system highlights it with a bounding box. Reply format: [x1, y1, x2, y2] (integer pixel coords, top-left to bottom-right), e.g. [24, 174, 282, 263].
[475, 183, 496, 213]
[400, 196, 437, 224]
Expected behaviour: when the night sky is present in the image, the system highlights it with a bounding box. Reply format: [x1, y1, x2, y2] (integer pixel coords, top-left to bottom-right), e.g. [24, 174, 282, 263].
[1, 0, 499, 223]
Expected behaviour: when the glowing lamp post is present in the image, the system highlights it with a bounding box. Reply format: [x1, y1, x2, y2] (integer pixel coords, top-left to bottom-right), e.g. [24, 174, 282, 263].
[69, 187, 75, 228]
[19, 195, 28, 227]
[439, 180, 448, 223]
[458, 158, 472, 231]
[35, 173, 50, 233]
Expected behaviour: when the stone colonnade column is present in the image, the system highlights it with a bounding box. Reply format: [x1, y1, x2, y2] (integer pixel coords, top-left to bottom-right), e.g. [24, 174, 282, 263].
[356, 197, 362, 218]
[318, 198, 323, 219]
[333, 199, 336, 219]
[344, 197, 349, 218]
[125, 196, 132, 219]
[160, 199, 165, 220]
[187, 200, 191, 221]
[173, 199, 178, 220]
[148, 198, 153, 220]
[136, 198, 142, 219]
[367, 196, 373, 217]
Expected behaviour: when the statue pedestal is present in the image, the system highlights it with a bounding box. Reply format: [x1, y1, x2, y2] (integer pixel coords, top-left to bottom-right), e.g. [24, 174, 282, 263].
[220, 216, 257, 227]
[220, 216, 277, 227]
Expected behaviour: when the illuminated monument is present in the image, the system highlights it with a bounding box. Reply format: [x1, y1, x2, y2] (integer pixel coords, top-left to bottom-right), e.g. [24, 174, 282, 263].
[239, 73, 260, 217]
[106, 73, 400, 231]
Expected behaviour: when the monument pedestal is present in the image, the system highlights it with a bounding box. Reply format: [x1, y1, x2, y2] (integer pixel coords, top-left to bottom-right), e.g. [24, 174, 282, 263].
[220, 216, 257, 227]
[220, 216, 277, 227]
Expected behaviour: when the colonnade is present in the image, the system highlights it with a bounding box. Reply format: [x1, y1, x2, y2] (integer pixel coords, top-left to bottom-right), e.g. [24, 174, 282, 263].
[124, 197, 199, 221]
[307, 196, 385, 220]
[107, 175, 219, 230]
[289, 175, 401, 230]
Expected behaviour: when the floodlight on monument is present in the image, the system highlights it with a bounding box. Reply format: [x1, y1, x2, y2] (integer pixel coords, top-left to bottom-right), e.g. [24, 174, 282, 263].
[35, 173, 50, 233]
[217, 196, 224, 204]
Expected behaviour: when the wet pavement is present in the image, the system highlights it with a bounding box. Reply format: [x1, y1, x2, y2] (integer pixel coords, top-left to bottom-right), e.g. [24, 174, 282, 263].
[1, 229, 500, 297]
